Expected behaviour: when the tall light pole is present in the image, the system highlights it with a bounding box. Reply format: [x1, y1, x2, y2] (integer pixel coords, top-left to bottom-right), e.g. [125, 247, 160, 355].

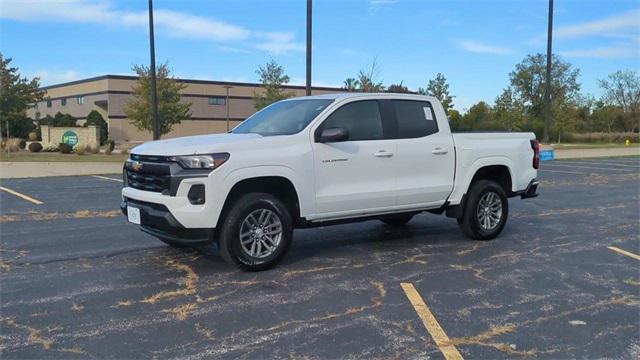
[148, 0, 160, 140]
[543, 0, 554, 144]
[306, 0, 312, 96]
[223, 85, 232, 132]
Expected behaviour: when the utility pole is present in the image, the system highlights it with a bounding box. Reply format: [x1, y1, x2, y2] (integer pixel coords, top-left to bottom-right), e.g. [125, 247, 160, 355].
[543, 0, 554, 144]
[306, 0, 312, 96]
[148, 0, 160, 140]
[223, 85, 233, 132]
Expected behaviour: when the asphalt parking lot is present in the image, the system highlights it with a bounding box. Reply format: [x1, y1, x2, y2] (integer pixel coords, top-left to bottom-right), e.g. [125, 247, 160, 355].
[1, 157, 639, 359]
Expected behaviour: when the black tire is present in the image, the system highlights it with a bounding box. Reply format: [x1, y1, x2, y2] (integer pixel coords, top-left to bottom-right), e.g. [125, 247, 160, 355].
[457, 180, 509, 241]
[218, 193, 293, 271]
[380, 214, 415, 227]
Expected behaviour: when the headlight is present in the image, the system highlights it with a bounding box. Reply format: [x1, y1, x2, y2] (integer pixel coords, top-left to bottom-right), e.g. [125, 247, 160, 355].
[171, 153, 230, 170]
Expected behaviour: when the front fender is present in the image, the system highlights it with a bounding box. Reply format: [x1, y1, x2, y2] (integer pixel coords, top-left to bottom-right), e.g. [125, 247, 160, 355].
[219, 165, 310, 216]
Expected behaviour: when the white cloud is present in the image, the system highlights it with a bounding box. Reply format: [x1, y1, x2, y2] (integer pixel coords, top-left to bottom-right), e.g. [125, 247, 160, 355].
[459, 40, 513, 55]
[253, 32, 305, 55]
[1, 0, 302, 54]
[560, 45, 640, 59]
[370, 0, 398, 5]
[27, 70, 86, 85]
[555, 8, 640, 39]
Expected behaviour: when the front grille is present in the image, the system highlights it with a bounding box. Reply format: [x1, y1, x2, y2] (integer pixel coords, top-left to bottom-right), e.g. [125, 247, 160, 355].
[125, 155, 173, 194]
[126, 170, 170, 193]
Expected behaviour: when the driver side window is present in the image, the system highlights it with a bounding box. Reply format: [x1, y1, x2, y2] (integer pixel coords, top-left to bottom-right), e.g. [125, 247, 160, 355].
[320, 100, 383, 141]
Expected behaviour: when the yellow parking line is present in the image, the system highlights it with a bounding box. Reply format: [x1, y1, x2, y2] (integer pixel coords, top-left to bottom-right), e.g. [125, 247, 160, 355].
[0, 186, 43, 205]
[401, 283, 464, 360]
[92, 175, 123, 183]
[607, 246, 640, 261]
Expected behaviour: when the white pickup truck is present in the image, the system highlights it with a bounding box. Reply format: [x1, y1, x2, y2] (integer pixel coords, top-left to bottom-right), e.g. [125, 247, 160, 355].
[122, 93, 539, 270]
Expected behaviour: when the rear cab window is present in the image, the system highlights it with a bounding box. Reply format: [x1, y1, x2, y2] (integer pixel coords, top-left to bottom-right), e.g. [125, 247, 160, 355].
[391, 100, 438, 138]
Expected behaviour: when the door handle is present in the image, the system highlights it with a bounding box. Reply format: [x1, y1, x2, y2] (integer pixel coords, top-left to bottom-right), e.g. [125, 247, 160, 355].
[432, 148, 448, 155]
[374, 150, 394, 158]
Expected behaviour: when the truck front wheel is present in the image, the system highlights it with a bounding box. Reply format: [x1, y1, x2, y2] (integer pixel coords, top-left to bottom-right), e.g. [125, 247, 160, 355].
[218, 193, 293, 271]
[457, 180, 509, 240]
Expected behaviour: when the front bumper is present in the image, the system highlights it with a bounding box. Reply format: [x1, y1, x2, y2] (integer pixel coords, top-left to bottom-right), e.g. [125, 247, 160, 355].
[121, 197, 214, 245]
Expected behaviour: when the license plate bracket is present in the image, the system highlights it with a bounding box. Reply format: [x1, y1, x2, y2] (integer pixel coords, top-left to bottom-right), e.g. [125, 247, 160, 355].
[127, 206, 141, 224]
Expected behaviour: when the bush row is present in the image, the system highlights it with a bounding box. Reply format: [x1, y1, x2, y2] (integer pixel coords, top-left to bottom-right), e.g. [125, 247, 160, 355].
[561, 132, 639, 143]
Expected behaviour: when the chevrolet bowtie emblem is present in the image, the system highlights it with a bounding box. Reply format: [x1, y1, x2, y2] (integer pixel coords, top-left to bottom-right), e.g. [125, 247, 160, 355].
[131, 161, 143, 171]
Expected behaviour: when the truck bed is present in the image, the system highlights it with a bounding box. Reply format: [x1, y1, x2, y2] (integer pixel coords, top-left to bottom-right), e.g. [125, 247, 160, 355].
[447, 132, 537, 204]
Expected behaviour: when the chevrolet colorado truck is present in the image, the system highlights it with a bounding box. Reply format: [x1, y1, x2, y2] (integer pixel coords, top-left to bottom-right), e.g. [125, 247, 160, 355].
[121, 93, 539, 271]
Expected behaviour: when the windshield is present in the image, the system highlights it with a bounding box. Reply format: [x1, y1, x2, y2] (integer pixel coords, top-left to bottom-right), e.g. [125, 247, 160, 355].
[233, 99, 333, 136]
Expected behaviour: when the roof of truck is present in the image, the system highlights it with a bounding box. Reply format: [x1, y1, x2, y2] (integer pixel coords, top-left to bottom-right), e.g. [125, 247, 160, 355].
[291, 92, 437, 102]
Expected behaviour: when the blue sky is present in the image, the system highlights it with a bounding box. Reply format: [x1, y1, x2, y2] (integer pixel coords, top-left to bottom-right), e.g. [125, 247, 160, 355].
[1, 0, 638, 111]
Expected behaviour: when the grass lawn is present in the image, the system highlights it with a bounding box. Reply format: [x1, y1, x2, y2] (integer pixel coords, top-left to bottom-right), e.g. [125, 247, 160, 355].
[0, 151, 128, 162]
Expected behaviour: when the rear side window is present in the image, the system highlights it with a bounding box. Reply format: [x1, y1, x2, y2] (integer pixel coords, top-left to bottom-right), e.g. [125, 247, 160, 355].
[392, 100, 438, 138]
[320, 100, 384, 141]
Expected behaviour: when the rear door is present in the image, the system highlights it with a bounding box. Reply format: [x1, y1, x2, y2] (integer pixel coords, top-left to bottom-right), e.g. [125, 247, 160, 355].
[311, 100, 397, 216]
[389, 99, 455, 207]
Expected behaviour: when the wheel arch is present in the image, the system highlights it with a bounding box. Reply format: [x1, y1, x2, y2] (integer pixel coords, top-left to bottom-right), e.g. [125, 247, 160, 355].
[468, 164, 514, 196]
[218, 173, 302, 228]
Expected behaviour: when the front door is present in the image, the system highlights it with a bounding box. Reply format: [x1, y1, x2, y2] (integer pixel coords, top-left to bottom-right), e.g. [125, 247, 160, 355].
[312, 100, 397, 217]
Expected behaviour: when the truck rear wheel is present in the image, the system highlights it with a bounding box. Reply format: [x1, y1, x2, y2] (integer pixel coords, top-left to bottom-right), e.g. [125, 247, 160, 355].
[457, 180, 508, 240]
[218, 193, 293, 271]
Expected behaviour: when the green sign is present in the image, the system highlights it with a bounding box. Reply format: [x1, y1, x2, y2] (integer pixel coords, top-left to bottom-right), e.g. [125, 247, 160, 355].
[62, 130, 78, 146]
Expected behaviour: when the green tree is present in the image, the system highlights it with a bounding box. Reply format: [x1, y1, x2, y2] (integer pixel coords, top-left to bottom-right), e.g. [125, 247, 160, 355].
[552, 100, 580, 143]
[591, 103, 625, 133]
[387, 81, 410, 93]
[85, 110, 108, 144]
[253, 59, 293, 110]
[598, 70, 640, 132]
[0, 53, 43, 138]
[494, 88, 524, 131]
[447, 109, 463, 131]
[342, 78, 359, 92]
[125, 63, 191, 137]
[462, 101, 493, 131]
[509, 53, 580, 119]
[356, 59, 385, 92]
[425, 73, 454, 114]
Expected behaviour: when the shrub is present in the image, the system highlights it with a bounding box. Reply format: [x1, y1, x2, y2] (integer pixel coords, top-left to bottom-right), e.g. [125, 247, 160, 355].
[104, 144, 113, 155]
[105, 140, 116, 152]
[75, 144, 87, 155]
[28, 132, 38, 141]
[42, 143, 59, 152]
[89, 143, 100, 154]
[18, 139, 26, 149]
[562, 132, 640, 143]
[86, 110, 108, 145]
[0, 117, 35, 139]
[41, 112, 77, 127]
[59, 143, 72, 154]
[6, 138, 23, 152]
[28, 142, 43, 153]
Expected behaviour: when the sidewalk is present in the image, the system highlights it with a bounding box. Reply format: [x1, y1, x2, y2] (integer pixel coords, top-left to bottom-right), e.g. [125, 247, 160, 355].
[0, 162, 122, 179]
[552, 147, 640, 159]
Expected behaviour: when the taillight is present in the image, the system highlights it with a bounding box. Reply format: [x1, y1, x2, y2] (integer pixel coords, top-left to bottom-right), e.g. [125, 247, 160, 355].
[530, 139, 540, 169]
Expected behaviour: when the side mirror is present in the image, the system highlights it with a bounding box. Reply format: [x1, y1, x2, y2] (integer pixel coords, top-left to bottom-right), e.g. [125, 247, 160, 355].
[317, 127, 349, 143]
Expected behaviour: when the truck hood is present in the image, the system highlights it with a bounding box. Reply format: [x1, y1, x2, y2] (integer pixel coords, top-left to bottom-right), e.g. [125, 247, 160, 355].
[131, 133, 263, 156]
